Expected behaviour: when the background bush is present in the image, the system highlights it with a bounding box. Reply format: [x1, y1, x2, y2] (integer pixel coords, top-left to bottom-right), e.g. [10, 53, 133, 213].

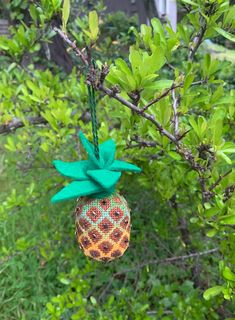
[0, 0, 234, 319]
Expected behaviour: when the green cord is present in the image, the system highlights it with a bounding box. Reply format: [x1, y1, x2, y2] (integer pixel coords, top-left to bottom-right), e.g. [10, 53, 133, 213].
[88, 84, 99, 159]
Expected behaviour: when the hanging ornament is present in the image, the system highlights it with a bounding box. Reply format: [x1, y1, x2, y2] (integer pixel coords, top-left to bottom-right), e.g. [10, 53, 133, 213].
[51, 84, 141, 262]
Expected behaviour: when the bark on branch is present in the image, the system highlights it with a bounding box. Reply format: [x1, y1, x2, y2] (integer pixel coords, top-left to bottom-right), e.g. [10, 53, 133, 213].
[99, 84, 179, 144]
[140, 80, 205, 113]
[171, 89, 180, 137]
[0, 116, 47, 135]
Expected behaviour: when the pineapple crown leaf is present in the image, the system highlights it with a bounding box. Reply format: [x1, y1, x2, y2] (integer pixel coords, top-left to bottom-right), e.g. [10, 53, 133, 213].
[51, 131, 141, 203]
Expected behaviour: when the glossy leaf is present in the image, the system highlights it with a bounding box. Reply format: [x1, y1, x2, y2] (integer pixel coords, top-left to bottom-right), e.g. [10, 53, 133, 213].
[203, 286, 223, 300]
[214, 27, 235, 42]
[62, 0, 70, 32]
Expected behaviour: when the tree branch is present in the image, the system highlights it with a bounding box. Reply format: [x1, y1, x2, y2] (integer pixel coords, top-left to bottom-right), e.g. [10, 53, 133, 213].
[53, 27, 88, 66]
[209, 170, 233, 192]
[171, 89, 180, 137]
[126, 135, 162, 149]
[98, 247, 219, 301]
[140, 80, 205, 113]
[140, 83, 182, 113]
[99, 84, 179, 144]
[113, 248, 219, 276]
[0, 116, 47, 134]
[189, 28, 207, 60]
[188, 18, 207, 60]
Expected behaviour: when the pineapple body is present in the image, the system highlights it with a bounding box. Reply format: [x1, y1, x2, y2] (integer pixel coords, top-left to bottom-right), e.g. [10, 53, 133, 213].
[75, 193, 131, 262]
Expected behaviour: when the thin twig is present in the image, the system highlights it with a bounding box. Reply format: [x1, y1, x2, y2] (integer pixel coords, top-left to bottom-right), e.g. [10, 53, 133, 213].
[189, 28, 207, 60]
[114, 248, 219, 276]
[199, 176, 208, 204]
[98, 248, 219, 301]
[53, 27, 88, 66]
[171, 89, 179, 137]
[189, 19, 207, 60]
[209, 170, 233, 192]
[126, 136, 162, 149]
[141, 83, 182, 112]
[140, 80, 205, 113]
[99, 84, 179, 145]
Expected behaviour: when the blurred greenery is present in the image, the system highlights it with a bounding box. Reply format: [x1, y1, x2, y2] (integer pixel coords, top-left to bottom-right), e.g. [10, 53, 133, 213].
[0, 0, 235, 319]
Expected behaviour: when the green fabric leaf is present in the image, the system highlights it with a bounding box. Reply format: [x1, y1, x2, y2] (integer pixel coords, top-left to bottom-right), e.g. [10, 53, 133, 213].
[51, 180, 101, 203]
[87, 169, 121, 190]
[51, 132, 141, 202]
[53, 160, 88, 180]
[110, 160, 141, 173]
[99, 139, 116, 167]
[79, 131, 101, 168]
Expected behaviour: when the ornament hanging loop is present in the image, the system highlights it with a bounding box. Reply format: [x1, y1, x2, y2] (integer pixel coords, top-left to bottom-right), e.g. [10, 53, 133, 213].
[87, 60, 99, 160]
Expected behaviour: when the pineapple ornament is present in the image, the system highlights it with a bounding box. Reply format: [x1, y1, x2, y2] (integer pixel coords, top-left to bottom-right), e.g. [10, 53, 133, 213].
[51, 85, 141, 262]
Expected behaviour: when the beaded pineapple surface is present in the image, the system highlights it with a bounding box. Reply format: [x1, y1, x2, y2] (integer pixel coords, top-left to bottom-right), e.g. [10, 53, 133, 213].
[75, 193, 131, 262]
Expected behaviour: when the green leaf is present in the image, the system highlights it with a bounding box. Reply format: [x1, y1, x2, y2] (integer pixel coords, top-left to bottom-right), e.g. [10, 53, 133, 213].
[115, 58, 132, 76]
[220, 214, 235, 225]
[203, 286, 223, 300]
[223, 267, 235, 281]
[145, 47, 165, 73]
[5, 137, 17, 152]
[184, 74, 194, 91]
[214, 27, 235, 42]
[62, 0, 70, 33]
[90, 296, 97, 305]
[210, 108, 225, 145]
[217, 151, 232, 164]
[168, 151, 182, 161]
[59, 277, 70, 285]
[151, 18, 165, 40]
[181, 0, 199, 5]
[29, 4, 38, 22]
[46, 302, 55, 313]
[149, 80, 173, 90]
[220, 142, 235, 154]
[88, 11, 99, 41]
[189, 117, 200, 138]
[83, 29, 92, 39]
[129, 46, 142, 74]
[7, 62, 17, 72]
[206, 228, 218, 238]
[140, 24, 152, 48]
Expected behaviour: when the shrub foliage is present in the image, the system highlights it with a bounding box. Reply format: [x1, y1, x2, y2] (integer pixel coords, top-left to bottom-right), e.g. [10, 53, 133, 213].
[0, 0, 234, 319]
